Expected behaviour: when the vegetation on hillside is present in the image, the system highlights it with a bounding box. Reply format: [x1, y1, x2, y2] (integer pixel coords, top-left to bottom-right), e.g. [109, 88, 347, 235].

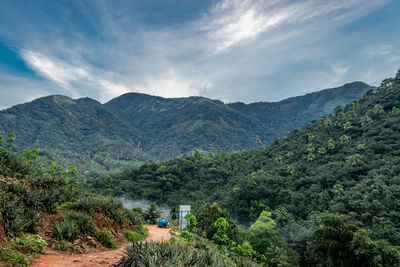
[106, 81, 372, 159]
[0, 82, 371, 176]
[0, 136, 146, 265]
[0, 95, 152, 177]
[90, 70, 400, 265]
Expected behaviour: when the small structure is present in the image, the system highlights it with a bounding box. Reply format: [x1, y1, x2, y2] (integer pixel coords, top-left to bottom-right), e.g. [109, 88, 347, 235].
[179, 205, 191, 229]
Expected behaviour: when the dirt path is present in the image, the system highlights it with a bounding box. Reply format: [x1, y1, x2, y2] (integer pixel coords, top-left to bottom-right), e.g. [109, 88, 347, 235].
[31, 225, 172, 267]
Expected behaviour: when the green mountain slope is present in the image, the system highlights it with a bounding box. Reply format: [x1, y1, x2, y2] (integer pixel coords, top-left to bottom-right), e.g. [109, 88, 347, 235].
[0, 82, 372, 175]
[0, 95, 152, 176]
[105, 94, 260, 159]
[105, 81, 372, 159]
[88, 71, 400, 264]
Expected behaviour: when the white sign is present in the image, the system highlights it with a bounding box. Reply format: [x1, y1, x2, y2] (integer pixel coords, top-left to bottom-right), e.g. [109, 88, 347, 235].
[179, 205, 191, 229]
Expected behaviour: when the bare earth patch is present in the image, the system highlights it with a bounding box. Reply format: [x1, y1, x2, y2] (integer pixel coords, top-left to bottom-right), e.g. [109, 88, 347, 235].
[31, 225, 172, 267]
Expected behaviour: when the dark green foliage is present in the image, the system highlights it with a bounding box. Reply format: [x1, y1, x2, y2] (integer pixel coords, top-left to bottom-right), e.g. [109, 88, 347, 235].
[91, 71, 400, 265]
[196, 203, 239, 243]
[53, 211, 95, 242]
[95, 228, 118, 249]
[312, 214, 400, 267]
[0, 192, 41, 236]
[115, 241, 234, 267]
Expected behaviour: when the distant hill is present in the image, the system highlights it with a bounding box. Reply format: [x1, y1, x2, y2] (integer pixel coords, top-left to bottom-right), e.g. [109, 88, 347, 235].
[0, 81, 373, 175]
[106, 81, 373, 159]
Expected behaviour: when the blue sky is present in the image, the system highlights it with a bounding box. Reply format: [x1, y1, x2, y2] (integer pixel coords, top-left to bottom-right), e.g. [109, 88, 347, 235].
[0, 0, 399, 109]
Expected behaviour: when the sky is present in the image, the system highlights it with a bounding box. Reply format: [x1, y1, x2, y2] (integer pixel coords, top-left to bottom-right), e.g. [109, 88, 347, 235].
[0, 0, 399, 110]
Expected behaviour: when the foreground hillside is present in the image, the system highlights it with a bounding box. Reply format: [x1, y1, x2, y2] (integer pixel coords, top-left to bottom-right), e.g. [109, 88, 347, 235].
[0, 142, 147, 266]
[0, 82, 371, 175]
[89, 71, 400, 265]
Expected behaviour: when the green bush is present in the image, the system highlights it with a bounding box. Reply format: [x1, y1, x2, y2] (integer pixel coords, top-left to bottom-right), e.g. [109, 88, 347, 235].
[124, 226, 148, 243]
[53, 211, 95, 241]
[136, 224, 148, 238]
[95, 228, 118, 249]
[124, 231, 141, 242]
[53, 219, 79, 242]
[0, 244, 28, 266]
[54, 240, 77, 251]
[1, 193, 41, 236]
[9, 234, 47, 255]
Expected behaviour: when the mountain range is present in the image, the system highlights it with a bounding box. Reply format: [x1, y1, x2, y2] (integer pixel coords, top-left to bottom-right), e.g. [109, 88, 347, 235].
[0, 81, 373, 176]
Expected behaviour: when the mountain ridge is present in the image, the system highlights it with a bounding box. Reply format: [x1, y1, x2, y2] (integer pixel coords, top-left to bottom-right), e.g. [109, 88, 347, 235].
[0, 81, 374, 175]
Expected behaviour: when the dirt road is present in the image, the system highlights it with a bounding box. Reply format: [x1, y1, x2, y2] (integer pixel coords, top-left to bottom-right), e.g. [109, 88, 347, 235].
[31, 225, 172, 267]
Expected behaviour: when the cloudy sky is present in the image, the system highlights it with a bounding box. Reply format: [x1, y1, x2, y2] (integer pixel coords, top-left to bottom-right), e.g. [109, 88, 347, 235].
[0, 0, 399, 109]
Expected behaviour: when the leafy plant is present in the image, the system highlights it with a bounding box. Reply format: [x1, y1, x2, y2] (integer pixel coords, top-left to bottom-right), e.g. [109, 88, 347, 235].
[54, 240, 77, 251]
[9, 234, 47, 255]
[95, 228, 118, 249]
[53, 211, 94, 241]
[0, 245, 28, 266]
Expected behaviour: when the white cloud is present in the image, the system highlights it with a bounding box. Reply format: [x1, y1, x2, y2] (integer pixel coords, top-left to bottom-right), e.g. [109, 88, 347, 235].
[19, 49, 132, 101]
[198, 0, 386, 53]
[20, 50, 87, 86]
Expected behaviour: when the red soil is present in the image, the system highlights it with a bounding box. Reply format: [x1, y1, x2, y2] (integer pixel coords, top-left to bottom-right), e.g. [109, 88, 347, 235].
[31, 225, 172, 267]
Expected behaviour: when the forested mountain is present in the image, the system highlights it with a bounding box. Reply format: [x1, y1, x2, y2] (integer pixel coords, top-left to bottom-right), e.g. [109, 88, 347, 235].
[0, 82, 372, 176]
[0, 95, 152, 176]
[106, 82, 371, 159]
[88, 71, 400, 265]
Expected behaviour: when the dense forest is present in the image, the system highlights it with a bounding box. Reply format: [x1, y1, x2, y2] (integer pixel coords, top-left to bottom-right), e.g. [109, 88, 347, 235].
[0, 82, 371, 176]
[88, 70, 400, 265]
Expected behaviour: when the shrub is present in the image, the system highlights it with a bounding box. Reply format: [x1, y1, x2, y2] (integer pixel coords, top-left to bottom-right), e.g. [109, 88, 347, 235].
[124, 231, 141, 243]
[54, 240, 77, 251]
[53, 219, 79, 242]
[9, 234, 47, 255]
[1, 193, 41, 236]
[95, 228, 118, 249]
[74, 195, 131, 225]
[136, 224, 148, 238]
[52, 211, 94, 241]
[124, 226, 148, 243]
[0, 245, 28, 266]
